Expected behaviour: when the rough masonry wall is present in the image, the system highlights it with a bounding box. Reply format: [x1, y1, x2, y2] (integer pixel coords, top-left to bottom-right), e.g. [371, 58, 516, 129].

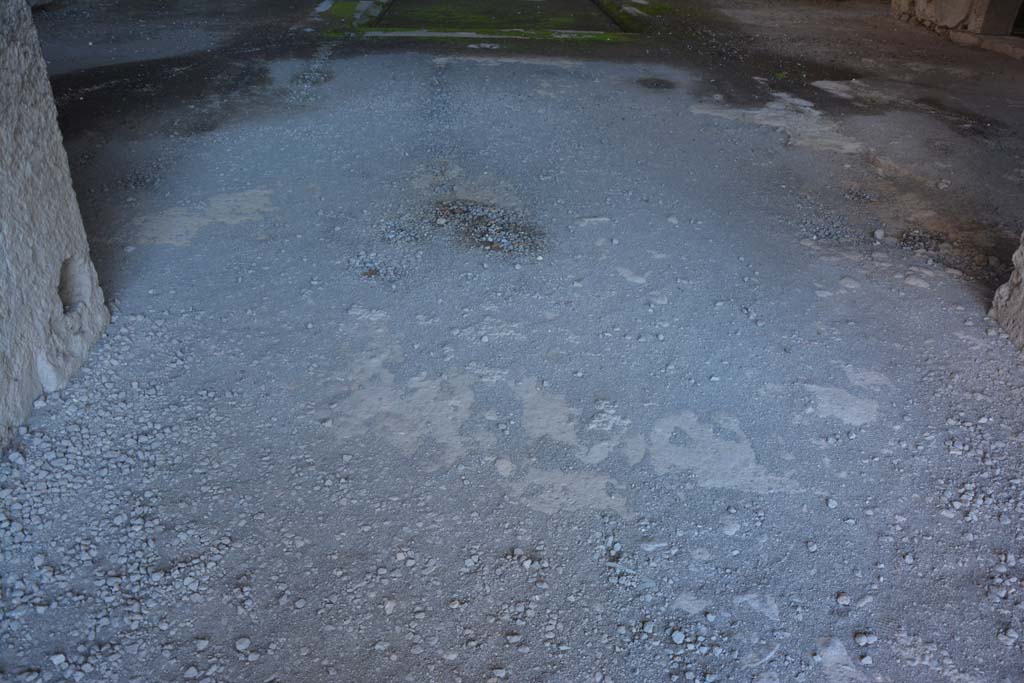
[1, 0, 109, 439]
[991, 234, 1024, 350]
[892, 0, 1023, 33]
[892, 0, 989, 32]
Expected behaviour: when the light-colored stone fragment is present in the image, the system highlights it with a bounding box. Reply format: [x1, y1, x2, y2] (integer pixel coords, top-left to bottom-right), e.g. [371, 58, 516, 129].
[991, 231, 1024, 349]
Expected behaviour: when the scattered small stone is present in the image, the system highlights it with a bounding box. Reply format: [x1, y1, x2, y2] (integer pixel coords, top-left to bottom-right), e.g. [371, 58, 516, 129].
[854, 632, 877, 646]
[997, 628, 1019, 646]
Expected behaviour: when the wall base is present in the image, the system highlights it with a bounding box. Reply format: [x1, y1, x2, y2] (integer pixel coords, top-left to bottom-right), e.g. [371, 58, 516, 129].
[1, 0, 109, 441]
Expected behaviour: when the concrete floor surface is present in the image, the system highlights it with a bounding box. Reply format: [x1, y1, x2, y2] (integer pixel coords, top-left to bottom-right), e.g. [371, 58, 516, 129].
[3, 1, 1024, 681]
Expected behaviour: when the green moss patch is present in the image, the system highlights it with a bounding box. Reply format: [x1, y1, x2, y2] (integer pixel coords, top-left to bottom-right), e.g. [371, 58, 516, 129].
[360, 27, 635, 42]
[379, 0, 620, 32]
[327, 0, 359, 21]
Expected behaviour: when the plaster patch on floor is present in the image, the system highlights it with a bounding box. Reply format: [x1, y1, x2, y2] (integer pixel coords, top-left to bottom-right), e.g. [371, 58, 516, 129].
[412, 159, 524, 211]
[692, 94, 863, 155]
[620, 433, 647, 465]
[580, 440, 615, 464]
[513, 379, 578, 447]
[892, 630, 983, 683]
[586, 401, 631, 432]
[509, 386, 651, 467]
[843, 366, 893, 391]
[507, 467, 627, 515]
[648, 412, 797, 493]
[734, 593, 780, 621]
[811, 79, 896, 107]
[816, 638, 868, 682]
[328, 351, 478, 467]
[720, 514, 741, 536]
[672, 592, 710, 615]
[802, 385, 879, 426]
[130, 189, 274, 246]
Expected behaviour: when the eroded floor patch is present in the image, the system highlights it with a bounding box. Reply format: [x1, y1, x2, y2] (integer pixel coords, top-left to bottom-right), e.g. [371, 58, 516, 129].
[126, 189, 274, 246]
[508, 467, 628, 515]
[323, 350, 480, 469]
[648, 411, 798, 493]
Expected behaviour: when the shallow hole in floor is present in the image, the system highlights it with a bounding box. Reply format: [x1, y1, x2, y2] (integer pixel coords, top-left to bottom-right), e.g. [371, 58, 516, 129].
[434, 200, 545, 255]
[637, 77, 675, 90]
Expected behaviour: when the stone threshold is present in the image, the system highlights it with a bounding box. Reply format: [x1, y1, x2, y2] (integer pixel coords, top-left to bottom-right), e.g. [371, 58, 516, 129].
[948, 30, 1024, 59]
[361, 28, 631, 40]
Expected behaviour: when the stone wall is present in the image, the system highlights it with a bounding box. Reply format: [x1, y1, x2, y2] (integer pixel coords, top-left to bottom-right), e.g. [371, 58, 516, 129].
[991, 234, 1024, 350]
[892, 0, 1023, 34]
[1, 0, 109, 439]
[893, 0, 989, 32]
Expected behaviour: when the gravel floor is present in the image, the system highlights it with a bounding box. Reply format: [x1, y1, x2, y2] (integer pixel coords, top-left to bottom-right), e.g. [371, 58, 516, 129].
[5, 1, 1024, 681]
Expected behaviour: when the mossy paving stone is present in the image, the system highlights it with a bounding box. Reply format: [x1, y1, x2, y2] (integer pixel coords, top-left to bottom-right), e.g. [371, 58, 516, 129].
[379, 0, 620, 32]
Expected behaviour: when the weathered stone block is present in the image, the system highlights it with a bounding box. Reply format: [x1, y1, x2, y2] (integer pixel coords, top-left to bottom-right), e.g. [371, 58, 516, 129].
[992, 233, 1024, 350]
[892, 0, 983, 32]
[1, 0, 109, 439]
[892, 0, 1023, 34]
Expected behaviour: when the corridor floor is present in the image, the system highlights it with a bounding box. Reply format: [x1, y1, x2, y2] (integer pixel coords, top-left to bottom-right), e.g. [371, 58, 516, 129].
[4, 0, 1024, 681]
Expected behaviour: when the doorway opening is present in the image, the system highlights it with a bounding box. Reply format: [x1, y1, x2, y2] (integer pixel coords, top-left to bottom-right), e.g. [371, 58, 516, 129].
[1012, 0, 1024, 36]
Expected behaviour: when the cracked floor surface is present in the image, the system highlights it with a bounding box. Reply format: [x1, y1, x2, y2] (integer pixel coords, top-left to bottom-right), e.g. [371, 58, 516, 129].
[4, 1, 1024, 681]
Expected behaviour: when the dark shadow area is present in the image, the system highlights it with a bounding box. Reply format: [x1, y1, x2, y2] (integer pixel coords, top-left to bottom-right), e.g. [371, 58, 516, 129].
[48, 29, 324, 296]
[39, 0, 1022, 307]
